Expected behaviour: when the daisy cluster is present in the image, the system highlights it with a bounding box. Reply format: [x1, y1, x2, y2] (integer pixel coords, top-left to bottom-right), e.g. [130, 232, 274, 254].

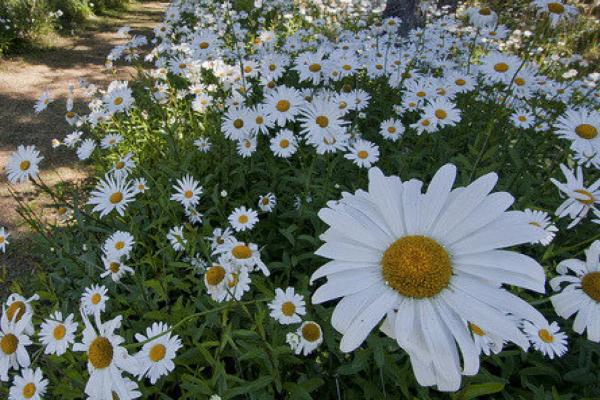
[2, 0, 600, 397]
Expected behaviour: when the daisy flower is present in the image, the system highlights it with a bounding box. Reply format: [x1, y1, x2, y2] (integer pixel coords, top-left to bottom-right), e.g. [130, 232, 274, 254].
[532, 0, 578, 27]
[521, 209, 558, 246]
[132, 178, 149, 194]
[294, 50, 327, 85]
[170, 174, 203, 209]
[466, 6, 498, 28]
[8, 367, 48, 400]
[209, 227, 235, 250]
[467, 322, 504, 356]
[311, 165, 546, 391]
[194, 137, 212, 152]
[550, 164, 600, 228]
[522, 320, 568, 359]
[222, 107, 252, 141]
[289, 321, 323, 356]
[100, 133, 123, 149]
[101, 256, 134, 282]
[88, 173, 137, 218]
[103, 231, 135, 259]
[204, 260, 250, 302]
[258, 193, 277, 212]
[6, 145, 43, 184]
[0, 227, 9, 253]
[104, 81, 134, 115]
[423, 98, 461, 128]
[185, 207, 204, 225]
[111, 153, 136, 178]
[298, 98, 347, 142]
[5, 294, 38, 335]
[81, 285, 109, 316]
[228, 206, 259, 232]
[214, 240, 270, 276]
[237, 136, 257, 158]
[344, 139, 380, 168]
[77, 139, 97, 161]
[510, 109, 535, 129]
[270, 129, 298, 158]
[554, 108, 600, 168]
[268, 287, 306, 325]
[551, 240, 600, 342]
[167, 226, 187, 252]
[264, 85, 304, 127]
[39, 311, 78, 356]
[0, 312, 32, 381]
[73, 313, 140, 400]
[134, 322, 182, 384]
[379, 119, 405, 142]
[33, 91, 53, 114]
[479, 52, 523, 85]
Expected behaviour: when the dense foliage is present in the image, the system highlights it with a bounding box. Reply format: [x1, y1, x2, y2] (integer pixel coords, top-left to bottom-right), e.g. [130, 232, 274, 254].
[2, 0, 600, 399]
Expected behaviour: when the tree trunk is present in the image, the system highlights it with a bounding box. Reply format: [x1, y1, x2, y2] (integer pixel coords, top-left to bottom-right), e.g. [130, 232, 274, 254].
[383, 0, 421, 36]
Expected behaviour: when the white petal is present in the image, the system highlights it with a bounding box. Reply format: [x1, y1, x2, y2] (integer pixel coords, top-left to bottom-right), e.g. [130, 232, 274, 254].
[420, 164, 456, 234]
[312, 270, 381, 304]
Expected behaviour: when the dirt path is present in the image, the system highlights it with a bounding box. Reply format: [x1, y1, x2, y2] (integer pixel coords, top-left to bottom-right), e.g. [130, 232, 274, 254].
[0, 1, 168, 289]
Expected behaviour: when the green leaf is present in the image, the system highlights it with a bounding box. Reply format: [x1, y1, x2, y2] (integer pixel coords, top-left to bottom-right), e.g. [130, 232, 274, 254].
[456, 382, 505, 400]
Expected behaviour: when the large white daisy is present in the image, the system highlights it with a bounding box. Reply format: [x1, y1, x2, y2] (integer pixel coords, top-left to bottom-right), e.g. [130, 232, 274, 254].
[311, 164, 547, 391]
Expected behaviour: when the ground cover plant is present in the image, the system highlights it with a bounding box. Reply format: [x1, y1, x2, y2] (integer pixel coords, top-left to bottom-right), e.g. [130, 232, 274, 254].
[1, 0, 600, 398]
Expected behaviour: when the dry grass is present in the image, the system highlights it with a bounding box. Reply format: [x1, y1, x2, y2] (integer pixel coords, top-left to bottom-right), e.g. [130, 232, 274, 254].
[0, 1, 168, 290]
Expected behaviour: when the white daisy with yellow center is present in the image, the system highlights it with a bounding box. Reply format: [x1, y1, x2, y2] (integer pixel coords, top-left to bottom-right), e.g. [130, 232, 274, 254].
[4, 293, 39, 335]
[87, 173, 137, 218]
[551, 240, 600, 342]
[268, 287, 306, 325]
[81, 284, 109, 316]
[288, 321, 323, 356]
[134, 322, 182, 384]
[522, 320, 568, 359]
[170, 174, 204, 209]
[39, 311, 78, 356]
[73, 313, 140, 400]
[6, 145, 43, 185]
[103, 231, 135, 260]
[550, 164, 600, 228]
[311, 164, 546, 391]
[228, 206, 259, 232]
[0, 312, 32, 382]
[0, 227, 9, 253]
[9, 367, 48, 400]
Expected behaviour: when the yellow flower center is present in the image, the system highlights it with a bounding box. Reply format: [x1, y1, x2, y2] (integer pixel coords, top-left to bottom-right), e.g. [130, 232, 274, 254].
[7, 301, 26, 322]
[91, 293, 102, 305]
[547, 2, 565, 14]
[88, 336, 114, 369]
[232, 244, 252, 259]
[115, 241, 125, 250]
[538, 329, 554, 343]
[19, 160, 31, 171]
[256, 116, 264, 124]
[227, 273, 239, 288]
[575, 124, 598, 140]
[238, 215, 249, 224]
[149, 343, 166, 362]
[115, 161, 125, 170]
[342, 64, 352, 71]
[276, 100, 290, 112]
[316, 116, 329, 128]
[375, 64, 383, 70]
[269, 64, 277, 71]
[0, 236, 4, 244]
[58, 207, 67, 215]
[109, 262, 120, 273]
[421, 119, 431, 127]
[574, 189, 595, 205]
[357, 150, 369, 159]
[113, 97, 124, 106]
[267, 81, 276, 89]
[529, 221, 542, 227]
[109, 191, 123, 204]
[206, 265, 226, 286]
[308, 63, 321, 73]
[381, 235, 452, 298]
[514, 77, 526, 86]
[581, 271, 600, 303]
[280, 139, 290, 149]
[233, 119, 244, 129]
[494, 63, 509, 73]
[1, 334, 18, 355]
[339, 101, 348, 110]
[479, 7, 492, 15]
[53, 324, 66, 340]
[244, 66, 252, 73]
[518, 116, 527, 122]
[199, 42, 209, 49]
[66, 111, 75, 118]
[435, 109, 447, 119]
[179, 63, 187, 70]
[469, 322, 485, 336]
[184, 190, 194, 199]
[301, 323, 321, 342]
[387, 126, 397, 134]
[416, 91, 426, 98]
[281, 301, 296, 316]
[22, 383, 36, 399]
